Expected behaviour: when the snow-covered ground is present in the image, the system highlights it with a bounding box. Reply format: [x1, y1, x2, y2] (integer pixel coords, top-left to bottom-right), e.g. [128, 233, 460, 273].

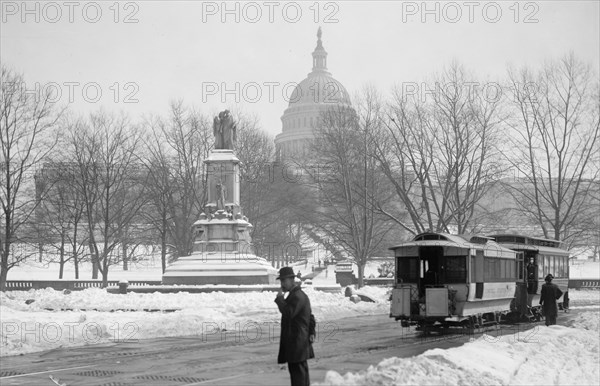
[315, 310, 600, 386]
[569, 261, 600, 279]
[6, 259, 164, 281]
[3, 258, 600, 386]
[11, 257, 596, 282]
[0, 285, 390, 357]
[7, 258, 391, 281]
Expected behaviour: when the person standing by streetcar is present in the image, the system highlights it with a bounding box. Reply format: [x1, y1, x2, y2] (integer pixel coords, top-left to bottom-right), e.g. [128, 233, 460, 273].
[539, 273, 563, 326]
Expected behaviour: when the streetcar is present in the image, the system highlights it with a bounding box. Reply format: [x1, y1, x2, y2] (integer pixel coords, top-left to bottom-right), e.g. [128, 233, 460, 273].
[490, 234, 570, 315]
[389, 232, 570, 330]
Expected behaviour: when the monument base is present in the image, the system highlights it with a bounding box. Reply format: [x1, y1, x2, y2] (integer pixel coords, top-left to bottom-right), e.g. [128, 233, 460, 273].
[162, 252, 277, 285]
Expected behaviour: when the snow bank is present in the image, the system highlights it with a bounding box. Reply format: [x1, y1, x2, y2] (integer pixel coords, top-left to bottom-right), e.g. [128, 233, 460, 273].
[316, 312, 600, 386]
[0, 286, 389, 357]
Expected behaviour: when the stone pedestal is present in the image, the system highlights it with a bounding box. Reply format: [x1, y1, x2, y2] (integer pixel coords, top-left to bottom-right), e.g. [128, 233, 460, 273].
[205, 150, 241, 214]
[162, 148, 277, 285]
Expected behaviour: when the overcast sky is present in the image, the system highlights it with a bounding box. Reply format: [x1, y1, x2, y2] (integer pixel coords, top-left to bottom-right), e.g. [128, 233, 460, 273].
[2, 1, 598, 137]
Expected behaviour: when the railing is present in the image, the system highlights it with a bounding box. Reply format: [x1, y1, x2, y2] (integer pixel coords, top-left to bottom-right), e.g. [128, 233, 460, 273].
[3, 280, 163, 291]
[568, 279, 600, 289]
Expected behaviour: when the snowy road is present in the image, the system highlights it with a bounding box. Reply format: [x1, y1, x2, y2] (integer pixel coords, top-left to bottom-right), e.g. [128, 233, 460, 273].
[0, 309, 591, 386]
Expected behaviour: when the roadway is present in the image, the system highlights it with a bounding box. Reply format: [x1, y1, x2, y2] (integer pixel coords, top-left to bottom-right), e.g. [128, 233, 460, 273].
[0, 309, 589, 386]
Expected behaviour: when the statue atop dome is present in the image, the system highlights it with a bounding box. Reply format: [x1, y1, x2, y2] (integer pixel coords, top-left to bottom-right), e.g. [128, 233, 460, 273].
[312, 27, 327, 72]
[213, 110, 237, 150]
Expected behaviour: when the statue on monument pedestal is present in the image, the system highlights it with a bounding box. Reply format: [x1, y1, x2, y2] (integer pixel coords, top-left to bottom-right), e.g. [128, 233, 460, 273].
[215, 180, 227, 211]
[213, 110, 237, 150]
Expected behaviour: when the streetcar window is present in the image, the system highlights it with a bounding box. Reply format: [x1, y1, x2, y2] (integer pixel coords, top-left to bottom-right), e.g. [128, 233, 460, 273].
[558, 256, 565, 277]
[415, 234, 448, 241]
[484, 258, 500, 280]
[484, 258, 518, 280]
[397, 257, 419, 282]
[517, 254, 524, 280]
[445, 256, 467, 283]
[495, 236, 525, 244]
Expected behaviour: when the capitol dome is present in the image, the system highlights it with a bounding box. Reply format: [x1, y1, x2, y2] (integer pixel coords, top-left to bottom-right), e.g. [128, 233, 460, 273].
[275, 28, 353, 160]
[288, 70, 351, 106]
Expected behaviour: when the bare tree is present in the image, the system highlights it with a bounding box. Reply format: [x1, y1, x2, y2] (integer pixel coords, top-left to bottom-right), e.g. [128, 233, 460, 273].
[235, 112, 276, 239]
[142, 101, 212, 270]
[505, 54, 600, 245]
[35, 162, 88, 278]
[67, 112, 147, 286]
[141, 134, 174, 274]
[376, 64, 505, 235]
[0, 67, 61, 290]
[306, 90, 393, 287]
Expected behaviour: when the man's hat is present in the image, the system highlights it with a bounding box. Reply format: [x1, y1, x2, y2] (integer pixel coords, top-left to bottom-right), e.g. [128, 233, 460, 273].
[276, 267, 296, 280]
[545, 273, 554, 281]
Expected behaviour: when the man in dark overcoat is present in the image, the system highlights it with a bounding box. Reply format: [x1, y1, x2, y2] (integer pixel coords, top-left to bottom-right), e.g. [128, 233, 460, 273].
[539, 273, 563, 326]
[275, 267, 315, 386]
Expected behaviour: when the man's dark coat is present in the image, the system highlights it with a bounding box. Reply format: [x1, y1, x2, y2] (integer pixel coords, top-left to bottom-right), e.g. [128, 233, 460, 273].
[539, 281, 563, 317]
[275, 286, 315, 364]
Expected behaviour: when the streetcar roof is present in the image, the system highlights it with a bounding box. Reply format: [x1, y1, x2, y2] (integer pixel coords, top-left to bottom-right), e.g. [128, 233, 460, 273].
[488, 233, 565, 249]
[389, 232, 516, 258]
[491, 242, 571, 256]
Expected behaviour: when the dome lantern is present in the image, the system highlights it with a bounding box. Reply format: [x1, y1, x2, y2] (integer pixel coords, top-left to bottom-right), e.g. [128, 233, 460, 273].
[312, 27, 329, 74]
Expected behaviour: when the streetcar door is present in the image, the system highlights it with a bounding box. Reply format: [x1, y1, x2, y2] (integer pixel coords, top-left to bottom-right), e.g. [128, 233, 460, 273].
[516, 252, 525, 281]
[526, 253, 538, 294]
[419, 246, 443, 296]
